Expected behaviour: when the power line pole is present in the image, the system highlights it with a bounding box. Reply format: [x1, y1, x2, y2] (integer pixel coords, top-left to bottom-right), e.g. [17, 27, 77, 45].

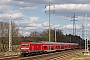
[48, 2, 50, 42]
[82, 23, 84, 40]
[80, 23, 84, 48]
[71, 13, 78, 36]
[45, 2, 55, 42]
[55, 29, 56, 42]
[9, 16, 12, 51]
[70, 13, 78, 42]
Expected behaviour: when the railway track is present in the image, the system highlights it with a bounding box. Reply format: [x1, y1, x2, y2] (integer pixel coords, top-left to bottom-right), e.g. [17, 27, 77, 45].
[0, 55, 19, 60]
[0, 49, 83, 60]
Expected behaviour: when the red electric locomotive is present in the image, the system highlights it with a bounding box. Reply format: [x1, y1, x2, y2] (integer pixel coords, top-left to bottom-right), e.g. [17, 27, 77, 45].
[20, 41, 79, 57]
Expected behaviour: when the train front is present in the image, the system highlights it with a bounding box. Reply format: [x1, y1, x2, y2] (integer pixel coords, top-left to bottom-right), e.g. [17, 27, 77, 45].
[20, 42, 31, 56]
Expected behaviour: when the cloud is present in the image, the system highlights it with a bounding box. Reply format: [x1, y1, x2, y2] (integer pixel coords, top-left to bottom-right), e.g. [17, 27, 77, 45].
[0, 0, 90, 36]
[63, 24, 81, 29]
[63, 24, 73, 29]
[20, 7, 38, 11]
[12, 0, 90, 5]
[29, 23, 42, 27]
[42, 21, 49, 27]
[15, 16, 40, 26]
[0, 10, 24, 21]
[0, 0, 11, 4]
[22, 31, 30, 36]
[11, 0, 90, 11]
[44, 4, 90, 17]
[29, 17, 39, 23]
[1, 0, 90, 17]
[24, 27, 37, 30]
[54, 4, 90, 11]
[87, 23, 90, 27]
[0, 5, 12, 13]
[52, 24, 61, 29]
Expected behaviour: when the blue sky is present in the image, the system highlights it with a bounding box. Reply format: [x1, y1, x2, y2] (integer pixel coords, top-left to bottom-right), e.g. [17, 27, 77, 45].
[0, 0, 90, 39]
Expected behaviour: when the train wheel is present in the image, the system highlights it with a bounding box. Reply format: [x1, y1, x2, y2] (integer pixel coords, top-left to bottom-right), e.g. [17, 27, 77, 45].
[44, 51, 47, 54]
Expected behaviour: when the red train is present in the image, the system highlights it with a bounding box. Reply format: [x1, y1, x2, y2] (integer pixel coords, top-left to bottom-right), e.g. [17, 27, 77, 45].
[20, 41, 79, 56]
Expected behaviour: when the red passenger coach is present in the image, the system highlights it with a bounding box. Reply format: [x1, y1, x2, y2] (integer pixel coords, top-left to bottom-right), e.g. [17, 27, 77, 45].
[65, 43, 72, 49]
[58, 43, 65, 50]
[42, 42, 59, 52]
[74, 43, 79, 48]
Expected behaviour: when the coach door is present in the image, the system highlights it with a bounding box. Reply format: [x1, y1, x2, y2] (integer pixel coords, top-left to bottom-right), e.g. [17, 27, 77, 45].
[43, 45, 48, 51]
[60, 44, 65, 50]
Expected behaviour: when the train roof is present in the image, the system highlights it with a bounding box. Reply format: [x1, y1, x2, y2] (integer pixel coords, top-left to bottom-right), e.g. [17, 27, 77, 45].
[21, 41, 79, 45]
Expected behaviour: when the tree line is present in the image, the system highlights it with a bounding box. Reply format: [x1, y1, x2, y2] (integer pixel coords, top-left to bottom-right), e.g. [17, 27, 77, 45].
[0, 22, 88, 51]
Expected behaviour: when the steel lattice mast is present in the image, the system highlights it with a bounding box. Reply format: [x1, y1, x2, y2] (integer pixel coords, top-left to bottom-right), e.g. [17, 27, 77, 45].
[9, 16, 12, 51]
[85, 14, 88, 52]
[70, 13, 78, 43]
[71, 13, 78, 36]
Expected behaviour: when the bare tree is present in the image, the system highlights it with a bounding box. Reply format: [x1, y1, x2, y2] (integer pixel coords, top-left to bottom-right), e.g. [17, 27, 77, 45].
[0, 22, 21, 51]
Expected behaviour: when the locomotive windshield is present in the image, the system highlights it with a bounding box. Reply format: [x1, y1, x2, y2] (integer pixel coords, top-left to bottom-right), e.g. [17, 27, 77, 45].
[22, 44, 29, 46]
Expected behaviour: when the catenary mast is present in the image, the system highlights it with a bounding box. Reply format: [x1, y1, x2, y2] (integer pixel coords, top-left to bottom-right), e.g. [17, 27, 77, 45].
[9, 16, 12, 51]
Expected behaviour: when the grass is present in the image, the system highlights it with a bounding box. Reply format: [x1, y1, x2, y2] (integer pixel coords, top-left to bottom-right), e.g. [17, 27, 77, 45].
[70, 53, 90, 60]
[0, 45, 20, 51]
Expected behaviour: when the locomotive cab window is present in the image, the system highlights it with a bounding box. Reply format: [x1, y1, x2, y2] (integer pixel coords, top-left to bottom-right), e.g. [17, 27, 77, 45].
[22, 44, 29, 46]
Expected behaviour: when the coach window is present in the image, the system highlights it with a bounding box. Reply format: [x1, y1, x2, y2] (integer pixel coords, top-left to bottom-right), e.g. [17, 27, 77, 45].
[44, 46, 47, 48]
[58, 46, 60, 48]
[56, 46, 59, 49]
